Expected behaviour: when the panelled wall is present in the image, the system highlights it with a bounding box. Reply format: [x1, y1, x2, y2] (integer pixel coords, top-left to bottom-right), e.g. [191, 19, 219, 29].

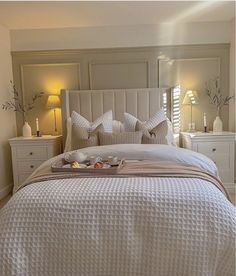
[11, 44, 229, 136]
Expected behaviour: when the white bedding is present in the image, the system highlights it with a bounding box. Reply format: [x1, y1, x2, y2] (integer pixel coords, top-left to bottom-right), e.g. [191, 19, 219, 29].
[0, 145, 235, 276]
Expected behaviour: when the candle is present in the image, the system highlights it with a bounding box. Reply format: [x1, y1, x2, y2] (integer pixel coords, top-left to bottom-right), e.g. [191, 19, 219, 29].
[36, 118, 39, 131]
[203, 113, 207, 127]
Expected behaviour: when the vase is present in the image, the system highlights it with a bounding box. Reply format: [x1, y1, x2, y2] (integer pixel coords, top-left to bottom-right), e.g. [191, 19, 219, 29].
[22, 122, 32, 137]
[213, 116, 223, 132]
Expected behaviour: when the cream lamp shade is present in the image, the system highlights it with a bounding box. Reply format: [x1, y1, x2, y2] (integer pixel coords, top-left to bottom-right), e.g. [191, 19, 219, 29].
[182, 90, 199, 105]
[46, 95, 61, 109]
[46, 95, 61, 134]
[182, 90, 199, 132]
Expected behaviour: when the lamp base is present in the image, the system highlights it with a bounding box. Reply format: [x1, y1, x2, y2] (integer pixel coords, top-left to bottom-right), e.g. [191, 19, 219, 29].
[187, 122, 196, 132]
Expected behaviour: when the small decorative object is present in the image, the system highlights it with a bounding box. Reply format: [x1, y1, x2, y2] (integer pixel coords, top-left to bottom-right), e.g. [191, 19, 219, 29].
[213, 116, 223, 132]
[206, 77, 233, 132]
[182, 90, 199, 132]
[36, 117, 42, 137]
[2, 81, 44, 137]
[46, 95, 61, 135]
[22, 122, 32, 137]
[203, 112, 208, 132]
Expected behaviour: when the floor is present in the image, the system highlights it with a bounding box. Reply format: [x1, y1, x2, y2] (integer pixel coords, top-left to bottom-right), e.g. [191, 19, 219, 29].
[0, 193, 235, 209]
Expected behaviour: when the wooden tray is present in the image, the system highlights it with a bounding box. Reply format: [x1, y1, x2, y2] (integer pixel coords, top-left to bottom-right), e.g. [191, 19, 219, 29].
[51, 158, 125, 174]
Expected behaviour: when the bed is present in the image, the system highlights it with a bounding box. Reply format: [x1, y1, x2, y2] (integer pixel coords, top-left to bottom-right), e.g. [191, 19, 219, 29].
[0, 88, 235, 276]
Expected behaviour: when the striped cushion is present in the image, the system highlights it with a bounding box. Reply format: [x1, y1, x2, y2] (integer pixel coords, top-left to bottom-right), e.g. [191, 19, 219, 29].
[71, 110, 113, 133]
[124, 108, 166, 132]
[99, 131, 142, 145]
[71, 124, 104, 150]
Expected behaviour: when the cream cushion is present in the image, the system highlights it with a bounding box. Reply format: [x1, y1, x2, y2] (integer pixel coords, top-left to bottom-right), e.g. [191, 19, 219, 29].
[136, 119, 176, 146]
[71, 110, 113, 133]
[124, 108, 166, 132]
[99, 131, 142, 146]
[71, 124, 104, 150]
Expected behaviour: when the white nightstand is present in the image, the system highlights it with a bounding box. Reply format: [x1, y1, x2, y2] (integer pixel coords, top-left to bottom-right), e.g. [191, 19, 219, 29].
[9, 135, 62, 192]
[180, 131, 235, 188]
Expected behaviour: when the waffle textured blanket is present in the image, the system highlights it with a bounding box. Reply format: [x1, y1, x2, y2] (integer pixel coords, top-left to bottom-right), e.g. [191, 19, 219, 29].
[0, 145, 235, 276]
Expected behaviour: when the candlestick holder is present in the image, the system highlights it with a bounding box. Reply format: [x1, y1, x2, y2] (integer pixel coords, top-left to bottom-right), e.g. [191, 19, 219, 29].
[36, 130, 42, 137]
[204, 126, 208, 133]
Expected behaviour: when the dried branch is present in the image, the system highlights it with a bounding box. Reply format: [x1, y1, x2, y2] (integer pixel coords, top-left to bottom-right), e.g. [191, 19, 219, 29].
[205, 77, 233, 110]
[2, 81, 44, 121]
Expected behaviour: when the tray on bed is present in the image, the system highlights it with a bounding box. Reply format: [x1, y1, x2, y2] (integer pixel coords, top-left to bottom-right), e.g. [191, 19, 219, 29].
[51, 158, 125, 174]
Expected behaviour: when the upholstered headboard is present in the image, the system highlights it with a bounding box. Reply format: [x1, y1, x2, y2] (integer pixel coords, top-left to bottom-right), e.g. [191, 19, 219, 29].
[61, 88, 169, 140]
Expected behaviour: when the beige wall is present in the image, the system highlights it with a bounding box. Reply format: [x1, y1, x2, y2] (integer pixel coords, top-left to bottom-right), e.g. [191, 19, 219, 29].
[12, 44, 230, 136]
[0, 25, 16, 198]
[229, 18, 235, 132]
[10, 22, 232, 51]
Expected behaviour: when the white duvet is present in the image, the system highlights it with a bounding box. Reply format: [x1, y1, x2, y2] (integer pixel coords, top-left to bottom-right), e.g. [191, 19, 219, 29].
[0, 144, 235, 276]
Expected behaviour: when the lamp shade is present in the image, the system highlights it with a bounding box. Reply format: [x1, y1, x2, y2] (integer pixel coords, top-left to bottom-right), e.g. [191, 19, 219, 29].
[182, 90, 199, 105]
[46, 95, 61, 109]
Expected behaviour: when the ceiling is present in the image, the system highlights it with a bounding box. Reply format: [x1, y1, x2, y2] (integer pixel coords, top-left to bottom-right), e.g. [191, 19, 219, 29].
[0, 1, 234, 30]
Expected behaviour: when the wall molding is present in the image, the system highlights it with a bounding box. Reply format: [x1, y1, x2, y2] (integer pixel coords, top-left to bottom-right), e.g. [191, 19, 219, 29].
[0, 183, 13, 200]
[89, 60, 149, 89]
[11, 43, 230, 58]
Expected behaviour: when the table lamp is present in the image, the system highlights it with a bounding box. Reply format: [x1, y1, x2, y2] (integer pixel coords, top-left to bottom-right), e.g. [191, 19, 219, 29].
[182, 90, 199, 132]
[46, 95, 61, 134]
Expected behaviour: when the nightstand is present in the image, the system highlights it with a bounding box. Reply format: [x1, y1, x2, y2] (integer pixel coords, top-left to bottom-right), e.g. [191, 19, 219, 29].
[9, 135, 62, 192]
[180, 131, 235, 187]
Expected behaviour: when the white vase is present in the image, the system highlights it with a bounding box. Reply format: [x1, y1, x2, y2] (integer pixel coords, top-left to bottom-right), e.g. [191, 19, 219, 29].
[22, 122, 32, 137]
[213, 116, 223, 132]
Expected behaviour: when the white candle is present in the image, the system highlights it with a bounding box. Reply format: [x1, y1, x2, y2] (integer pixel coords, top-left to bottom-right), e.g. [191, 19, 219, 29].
[203, 113, 207, 127]
[36, 118, 39, 131]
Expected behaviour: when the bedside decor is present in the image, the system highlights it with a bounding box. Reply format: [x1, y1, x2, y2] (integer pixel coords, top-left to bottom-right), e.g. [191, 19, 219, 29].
[182, 90, 199, 132]
[203, 112, 208, 132]
[36, 118, 42, 137]
[2, 81, 44, 137]
[22, 122, 32, 137]
[206, 77, 233, 132]
[46, 95, 61, 135]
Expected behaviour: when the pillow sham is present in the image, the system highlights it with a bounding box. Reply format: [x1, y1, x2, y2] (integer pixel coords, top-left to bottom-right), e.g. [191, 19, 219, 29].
[71, 110, 113, 133]
[99, 131, 142, 146]
[71, 123, 104, 150]
[136, 119, 176, 146]
[124, 108, 166, 132]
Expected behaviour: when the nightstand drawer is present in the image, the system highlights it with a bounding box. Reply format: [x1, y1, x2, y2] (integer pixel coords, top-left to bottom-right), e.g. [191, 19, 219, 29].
[17, 160, 43, 173]
[16, 146, 48, 159]
[197, 142, 229, 156]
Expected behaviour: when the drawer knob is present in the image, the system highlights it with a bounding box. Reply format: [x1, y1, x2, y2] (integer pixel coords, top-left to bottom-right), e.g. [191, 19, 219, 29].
[30, 165, 34, 169]
[29, 152, 33, 155]
[212, 148, 216, 152]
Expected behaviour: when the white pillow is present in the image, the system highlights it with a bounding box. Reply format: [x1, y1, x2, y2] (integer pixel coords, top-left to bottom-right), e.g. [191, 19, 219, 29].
[124, 108, 166, 131]
[71, 110, 113, 133]
[112, 120, 125, 133]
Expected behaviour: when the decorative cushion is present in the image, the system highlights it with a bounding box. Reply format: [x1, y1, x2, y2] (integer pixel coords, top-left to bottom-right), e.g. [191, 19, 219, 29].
[124, 108, 166, 132]
[99, 131, 143, 146]
[136, 119, 176, 146]
[71, 110, 113, 133]
[71, 124, 104, 150]
[112, 120, 125, 134]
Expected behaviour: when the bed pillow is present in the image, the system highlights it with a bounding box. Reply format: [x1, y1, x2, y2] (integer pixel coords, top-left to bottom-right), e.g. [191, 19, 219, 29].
[112, 120, 125, 133]
[124, 108, 166, 131]
[99, 131, 142, 146]
[71, 123, 104, 150]
[71, 110, 113, 133]
[136, 119, 176, 146]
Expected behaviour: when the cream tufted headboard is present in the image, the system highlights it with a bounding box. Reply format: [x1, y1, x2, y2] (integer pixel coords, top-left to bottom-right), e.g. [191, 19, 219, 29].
[61, 88, 169, 140]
